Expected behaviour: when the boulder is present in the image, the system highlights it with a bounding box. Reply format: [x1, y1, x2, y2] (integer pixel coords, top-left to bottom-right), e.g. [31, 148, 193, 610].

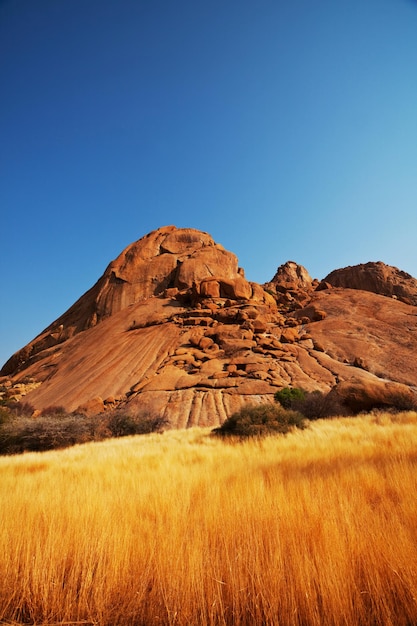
[268, 261, 313, 290]
[176, 247, 238, 290]
[199, 279, 221, 298]
[251, 319, 268, 334]
[218, 277, 253, 300]
[76, 396, 105, 416]
[316, 280, 333, 291]
[327, 379, 417, 414]
[280, 327, 299, 343]
[294, 305, 327, 322]
[324, 261, 417, 305]
[159, 229, 214, 255]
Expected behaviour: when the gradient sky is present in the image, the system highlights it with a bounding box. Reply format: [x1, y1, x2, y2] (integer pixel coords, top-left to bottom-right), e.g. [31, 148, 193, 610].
[1, 0, 417, 368]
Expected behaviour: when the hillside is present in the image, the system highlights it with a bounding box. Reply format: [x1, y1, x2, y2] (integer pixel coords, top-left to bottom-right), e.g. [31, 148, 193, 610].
[2, 226, 417, 426]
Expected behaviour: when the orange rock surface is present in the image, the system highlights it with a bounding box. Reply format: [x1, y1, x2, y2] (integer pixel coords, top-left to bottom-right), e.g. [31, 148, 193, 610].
[2, 227, 417, 425]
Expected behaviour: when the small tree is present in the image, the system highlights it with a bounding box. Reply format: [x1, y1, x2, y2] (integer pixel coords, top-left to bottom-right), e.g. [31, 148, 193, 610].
[105, 411, 167, 438]
[275, 387, 349, 419]
[274, 387, 305, 409]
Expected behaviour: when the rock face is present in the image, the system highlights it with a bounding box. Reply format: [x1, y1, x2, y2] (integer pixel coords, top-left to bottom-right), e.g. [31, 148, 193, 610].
[264, 261, 315, 307]
[327, 379, 416, 414]
[323, 261, 417, 305]
[1, 226, 268, 377]
[268, 261, 313, 291]
[1, 228, 417, 425]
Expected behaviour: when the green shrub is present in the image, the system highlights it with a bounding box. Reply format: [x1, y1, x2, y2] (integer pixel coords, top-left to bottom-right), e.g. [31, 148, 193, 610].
[274, 387, 348, 419]
[274, 387, 305, 409]
[212, 403, 306, 439]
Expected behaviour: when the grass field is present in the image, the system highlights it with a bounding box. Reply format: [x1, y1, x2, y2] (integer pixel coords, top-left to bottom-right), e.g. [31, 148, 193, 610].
[1, 411, 417, 625]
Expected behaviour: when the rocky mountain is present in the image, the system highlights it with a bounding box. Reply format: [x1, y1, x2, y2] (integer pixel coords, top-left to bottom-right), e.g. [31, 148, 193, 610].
[323, 261, 417, 306]
[2, 226, 417, 427]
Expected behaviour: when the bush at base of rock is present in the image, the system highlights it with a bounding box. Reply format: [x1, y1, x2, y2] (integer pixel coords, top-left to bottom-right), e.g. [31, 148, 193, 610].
[274, 382, 417, 419]
[275, 386, 351, 419]
[106, 411, 167, 438]
[0, 407, 167, 456]
[0, 414, 94, 454]
[212, 403, 306, 439]
[274, 387, 306, 409]
[292, 390, 348, 419]
[2, 400, 35, 417]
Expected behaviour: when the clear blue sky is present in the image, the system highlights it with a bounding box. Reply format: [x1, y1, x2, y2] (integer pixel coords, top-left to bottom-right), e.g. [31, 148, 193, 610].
[1, 0, 417, 368]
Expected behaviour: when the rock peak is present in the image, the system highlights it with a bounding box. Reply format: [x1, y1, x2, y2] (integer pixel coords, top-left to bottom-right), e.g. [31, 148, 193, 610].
[324, 261, 417, 305]
[263, 261, 314, 308]
[269, 261, 313, 288]
[1, 227, 273, 377]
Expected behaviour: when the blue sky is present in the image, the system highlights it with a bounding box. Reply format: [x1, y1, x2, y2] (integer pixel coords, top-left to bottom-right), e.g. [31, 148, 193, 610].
[1, 0, 417, 368]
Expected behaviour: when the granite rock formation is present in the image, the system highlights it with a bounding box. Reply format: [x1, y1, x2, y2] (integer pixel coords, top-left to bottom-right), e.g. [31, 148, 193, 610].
[323, 261, 417, 305]
[1, 227, 417, 426]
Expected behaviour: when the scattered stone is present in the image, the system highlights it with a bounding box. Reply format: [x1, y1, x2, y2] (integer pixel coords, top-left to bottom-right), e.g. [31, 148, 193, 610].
[353, 357, 367, 370]
[315, 280, 333, 291]
[280, 328, 299, 343]
[199, 336, 214, 350]
[76, 396, 105, 416]
[252, 319, 268, 334]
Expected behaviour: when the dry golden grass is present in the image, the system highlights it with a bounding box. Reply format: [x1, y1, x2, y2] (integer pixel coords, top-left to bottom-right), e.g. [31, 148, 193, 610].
[1, 411, 417, 625]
